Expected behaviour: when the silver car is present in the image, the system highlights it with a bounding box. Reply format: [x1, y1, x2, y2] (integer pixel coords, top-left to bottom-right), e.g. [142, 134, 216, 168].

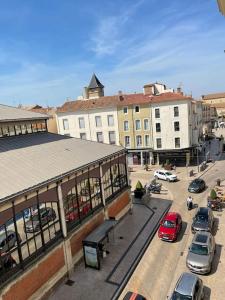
[170, 272, 204, 300]
[186, 231, 215, 274]
[0, 230, 22, 252]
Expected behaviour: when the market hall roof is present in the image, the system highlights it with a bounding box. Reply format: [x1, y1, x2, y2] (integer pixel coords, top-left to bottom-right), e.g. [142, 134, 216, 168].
[0, 104, 49, 123]
[0, 132, 124, 202]
[57, 92, 192, 113]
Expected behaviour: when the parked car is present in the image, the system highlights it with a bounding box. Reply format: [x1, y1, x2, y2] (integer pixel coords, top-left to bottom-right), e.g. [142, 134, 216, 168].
[123, 291, 146, 300]
[188, 179, 205, 193]
[186, 231, 215, 274]
[170, 272, 204, 300]
[191, 207, 214, 234]
[0, 230, 22, 252]
[158, 212, 182, 242]
[154, 170, 177, 182]
[24, 207, 56, 233]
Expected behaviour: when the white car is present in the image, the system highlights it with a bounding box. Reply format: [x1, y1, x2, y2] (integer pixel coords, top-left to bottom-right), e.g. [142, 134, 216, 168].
[154, 170, 177, 182]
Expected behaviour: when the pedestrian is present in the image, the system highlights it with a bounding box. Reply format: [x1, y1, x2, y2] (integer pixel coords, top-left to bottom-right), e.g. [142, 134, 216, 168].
[173, 164, 176, 172]
[187, 196, 193, 210]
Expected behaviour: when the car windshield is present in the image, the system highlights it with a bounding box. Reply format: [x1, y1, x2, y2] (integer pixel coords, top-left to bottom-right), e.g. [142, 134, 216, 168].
[195, 215, 208, 222]
[30, 214, 40, 221]
[165, 172, 172, 176]
[190, 243, 208, 255]
[191, 181, 199, 187]
[162, 220, 175, 228]
[171, 291, 192, 300]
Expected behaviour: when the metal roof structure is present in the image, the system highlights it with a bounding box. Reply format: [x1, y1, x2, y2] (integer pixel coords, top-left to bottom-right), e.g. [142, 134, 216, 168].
[0, 104, 49, 123]
[0, 132, 124, 202]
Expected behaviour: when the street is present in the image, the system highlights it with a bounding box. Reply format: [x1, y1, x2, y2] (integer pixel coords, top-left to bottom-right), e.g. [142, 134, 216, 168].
[120, 137, 225, 300]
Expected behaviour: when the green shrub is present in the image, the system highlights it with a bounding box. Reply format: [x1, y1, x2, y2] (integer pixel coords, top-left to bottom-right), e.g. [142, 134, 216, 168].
[210, 189, 217, 200]
[136, 180, 143, 190]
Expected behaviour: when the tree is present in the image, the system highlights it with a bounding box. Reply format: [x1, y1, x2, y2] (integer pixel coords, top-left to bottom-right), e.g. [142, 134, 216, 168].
[210, 189, 217, 200]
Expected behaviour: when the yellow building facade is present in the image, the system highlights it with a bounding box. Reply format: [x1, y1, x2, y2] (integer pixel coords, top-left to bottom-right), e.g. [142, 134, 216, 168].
[117, 102, 154, 165]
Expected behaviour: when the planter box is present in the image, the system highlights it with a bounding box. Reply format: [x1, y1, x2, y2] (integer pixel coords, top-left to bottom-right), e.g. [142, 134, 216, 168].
[134, 189, 145, 199]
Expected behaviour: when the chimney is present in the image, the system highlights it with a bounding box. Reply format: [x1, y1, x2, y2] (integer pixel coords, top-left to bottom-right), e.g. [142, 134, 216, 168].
[83, 87, 89, 99]
[143, 84, 154, 95]
[118, 90, 124, 101]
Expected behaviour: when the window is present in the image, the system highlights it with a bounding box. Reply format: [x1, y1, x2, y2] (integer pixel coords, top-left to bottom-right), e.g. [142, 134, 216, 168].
[144, 119, 149, 130]
[145, 135, 150, 146]
[155, 108, 160, 118]
[80, 133, 86, 140]
[156, 123, 161, 132]
[95, 116, 102, 127]
[136, 135, 142, 147]
[156, 138, 162, 148]
[124, 136, 130, 147]
[63, 119, 69, 130]
[135, 105, 140, 113]
[175, 137, 180, 148]
[78, 117, 85, 129]
[135, 120, 141, 130]
[96, 132, 103, 143]
[124, 121, 129, 131]
[109, 131, 116, 144]
[107, 115, 114, 126]
[123, 107, 128, 114]
[174, 121, 180, 131]
[174, 106, 179, 117]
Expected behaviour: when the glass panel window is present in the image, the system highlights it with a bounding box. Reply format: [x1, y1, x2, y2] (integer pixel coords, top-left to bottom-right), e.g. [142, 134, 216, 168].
[124, 136, 130, 147]
[107, 115, 114, 126]
[95, 116, 102, 127]
[63, 119, 69, 130]
[135, 105, 140, 113]
[156, 138, 162, 148]
[155, 108, 160, 118]
[174, 106, 179, 117]
[156, 123, 161, 132]
[135, 120, 141, 130]
[175, 137, 180, 148]
[174, 121, 180, 131]
[123, 107, 128, 114]
[144, 119, 149, 130]
[136, 135, 142, 147]
[124, 121, 129, 131]
[97, 132, 103, 143]
[109, 131, 116, 144]
[80, 133, 86, 140]
[145, 135, 150, 146]
[78, 117, 85, 129]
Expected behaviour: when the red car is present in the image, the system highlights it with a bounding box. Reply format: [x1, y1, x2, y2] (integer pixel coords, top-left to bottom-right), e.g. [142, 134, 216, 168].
[158, 212, 182, 242]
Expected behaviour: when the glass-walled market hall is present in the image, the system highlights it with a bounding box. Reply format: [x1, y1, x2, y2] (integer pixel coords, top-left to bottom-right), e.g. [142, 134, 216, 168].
[0, 153, 128, 287]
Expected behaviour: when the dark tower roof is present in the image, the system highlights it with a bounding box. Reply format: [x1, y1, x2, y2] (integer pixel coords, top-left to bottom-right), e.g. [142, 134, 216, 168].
[88, 74, 104, 89]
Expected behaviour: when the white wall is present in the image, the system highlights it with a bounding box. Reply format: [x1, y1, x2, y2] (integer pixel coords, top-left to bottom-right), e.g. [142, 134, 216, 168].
[56, 107, 120, 145]
[151, 100, 191, 150]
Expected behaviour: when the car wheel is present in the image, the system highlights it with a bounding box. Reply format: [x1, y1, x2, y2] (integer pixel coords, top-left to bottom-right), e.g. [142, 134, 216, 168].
[166, 178, 170, 182]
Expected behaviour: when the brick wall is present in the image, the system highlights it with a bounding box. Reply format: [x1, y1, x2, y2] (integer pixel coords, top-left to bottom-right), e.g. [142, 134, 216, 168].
[70, 212, 104, 257]
[2, 246, 65, 300]
[107, 190, 130, 218]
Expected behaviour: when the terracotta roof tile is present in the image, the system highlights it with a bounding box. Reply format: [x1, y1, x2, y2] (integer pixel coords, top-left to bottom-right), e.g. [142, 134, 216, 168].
[57, 92, 192, 113]
[202, 92, 225, 100]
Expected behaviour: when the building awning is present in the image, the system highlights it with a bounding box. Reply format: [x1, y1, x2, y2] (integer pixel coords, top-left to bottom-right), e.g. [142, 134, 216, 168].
[83, 219, 117, 246]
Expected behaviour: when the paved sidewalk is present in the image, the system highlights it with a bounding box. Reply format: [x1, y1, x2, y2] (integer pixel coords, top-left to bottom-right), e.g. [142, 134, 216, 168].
[48, 196, 171, 300]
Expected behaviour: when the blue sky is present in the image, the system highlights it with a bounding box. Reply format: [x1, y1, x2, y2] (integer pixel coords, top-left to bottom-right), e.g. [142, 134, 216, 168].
[0, 0, 225, 107]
